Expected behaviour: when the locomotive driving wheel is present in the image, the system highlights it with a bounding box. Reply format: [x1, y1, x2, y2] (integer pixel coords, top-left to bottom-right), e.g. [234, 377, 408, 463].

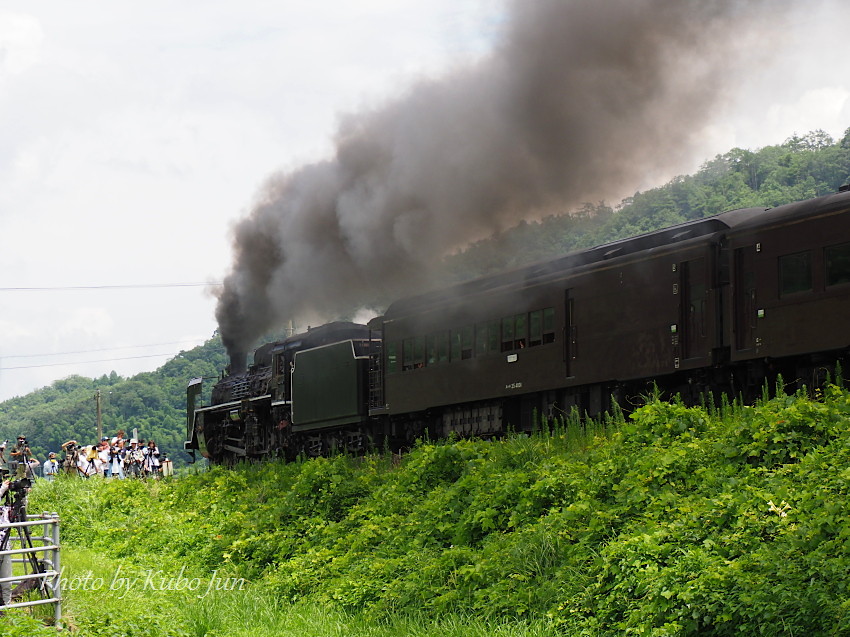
[206, 420, 225, 462]
[302, 435, 326, 458]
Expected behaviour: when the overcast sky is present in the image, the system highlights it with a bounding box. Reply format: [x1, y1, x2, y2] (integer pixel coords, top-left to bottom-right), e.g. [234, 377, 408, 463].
[1, 0, 849, 402]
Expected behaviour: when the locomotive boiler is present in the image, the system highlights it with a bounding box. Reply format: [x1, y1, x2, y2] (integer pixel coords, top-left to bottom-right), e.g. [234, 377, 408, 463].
[186, 189, 850, 464]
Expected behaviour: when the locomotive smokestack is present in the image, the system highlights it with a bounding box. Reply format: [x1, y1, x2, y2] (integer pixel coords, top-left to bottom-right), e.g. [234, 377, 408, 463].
[230, 351, 247, 376]
[216, 0, 794, 359]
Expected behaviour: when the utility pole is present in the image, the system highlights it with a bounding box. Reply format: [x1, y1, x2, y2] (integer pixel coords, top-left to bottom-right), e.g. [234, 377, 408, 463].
[95, 389, 102, 441]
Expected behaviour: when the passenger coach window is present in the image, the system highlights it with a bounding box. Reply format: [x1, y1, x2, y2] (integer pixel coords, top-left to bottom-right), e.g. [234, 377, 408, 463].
[403, 337, 425, 370]
[475, 323, 488, 356]
[826, 242, 850, 287]
[543, 308, 555, 344]
[414, 336, 425, 368]
[488, 319, 499, 351]
[461, 326, 473, 359]
[529, 310, 542, 347]
[514, 314, 527, 349]
[501, 317, 515, 352]
[402, 339, 414, 371]
[779, 251, 812, 296]
[500, 308, 555, 352]
[425, 330, 449, 365]
[476, 320, 499, 356]
[401, 307, 560, 370]
[426, 334, 438, 366]
[437, 331, 450, 363]
[451, 327, 473, 361]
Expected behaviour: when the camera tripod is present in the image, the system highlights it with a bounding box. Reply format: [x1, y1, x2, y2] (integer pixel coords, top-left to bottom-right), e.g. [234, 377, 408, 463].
[0, 481, 50, 605]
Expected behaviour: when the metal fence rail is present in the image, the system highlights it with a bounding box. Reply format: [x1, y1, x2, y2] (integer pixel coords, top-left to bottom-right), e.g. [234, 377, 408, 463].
[0, 512, 61, 627]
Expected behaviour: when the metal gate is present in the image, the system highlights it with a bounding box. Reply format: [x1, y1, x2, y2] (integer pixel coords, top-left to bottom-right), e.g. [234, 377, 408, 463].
[0, 512, 62, 627]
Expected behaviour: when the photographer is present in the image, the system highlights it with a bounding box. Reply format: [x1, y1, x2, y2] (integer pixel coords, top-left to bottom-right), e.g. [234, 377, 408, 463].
[142, 440, 161, 479]
[43, 453, 60, 482]
[9, 436, 36, 479]
[77, 446, 100, 478]
[61, 440, 80, 476]
[109, 443, 126, 480]
[98, 438, 110, 477]
[124, 439, 144, 478]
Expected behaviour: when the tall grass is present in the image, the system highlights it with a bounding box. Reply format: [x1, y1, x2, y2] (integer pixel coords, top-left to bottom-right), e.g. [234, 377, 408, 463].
[21, 548, 556, 636]
[11, 383, 850, 634]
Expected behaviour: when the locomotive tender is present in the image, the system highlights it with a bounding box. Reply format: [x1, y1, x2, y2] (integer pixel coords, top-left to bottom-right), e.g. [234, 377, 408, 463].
[186, 189, 850, 464]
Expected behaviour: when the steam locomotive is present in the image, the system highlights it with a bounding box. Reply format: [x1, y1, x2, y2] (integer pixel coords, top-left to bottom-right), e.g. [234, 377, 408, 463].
[185, 189, 850, 464]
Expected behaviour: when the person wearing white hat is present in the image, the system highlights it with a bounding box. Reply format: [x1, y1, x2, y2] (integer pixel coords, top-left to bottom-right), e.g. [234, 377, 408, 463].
[124, 440, 143, 478]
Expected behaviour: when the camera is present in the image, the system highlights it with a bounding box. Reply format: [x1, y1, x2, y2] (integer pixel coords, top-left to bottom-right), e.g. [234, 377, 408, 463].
[9, 478, 30, 493]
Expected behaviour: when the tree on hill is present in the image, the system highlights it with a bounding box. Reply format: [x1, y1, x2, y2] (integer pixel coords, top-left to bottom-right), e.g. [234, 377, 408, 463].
[0, 336, 227, 467]
[444, 128, 850, 278]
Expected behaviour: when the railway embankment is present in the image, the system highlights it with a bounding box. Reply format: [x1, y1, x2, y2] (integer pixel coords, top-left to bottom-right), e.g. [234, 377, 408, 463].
[14, 382, 850, 635]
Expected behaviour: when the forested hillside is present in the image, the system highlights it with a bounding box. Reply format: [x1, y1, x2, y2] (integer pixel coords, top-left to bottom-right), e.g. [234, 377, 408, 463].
[2, 128, 849, 465]
[0, 338, 227, 465]
[444, 128, 850, 278]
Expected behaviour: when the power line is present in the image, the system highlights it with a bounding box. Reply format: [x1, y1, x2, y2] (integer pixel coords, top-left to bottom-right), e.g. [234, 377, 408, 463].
[3, 339, 210, 360]
[0, 282, 222, 292]
[0, 352, 180, 371]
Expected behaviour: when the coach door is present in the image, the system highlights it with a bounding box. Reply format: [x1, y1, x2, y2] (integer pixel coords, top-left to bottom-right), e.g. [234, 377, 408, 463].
[734, 247, 756, 352]
[680, 258, 708, 360]
[565, 289, 576, 377]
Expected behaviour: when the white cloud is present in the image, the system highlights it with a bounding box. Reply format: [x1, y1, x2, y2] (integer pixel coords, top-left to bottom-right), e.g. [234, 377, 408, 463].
[56, 307, 114, 340]
[0, 12, 43, 75]
[764, 87, 850, 143]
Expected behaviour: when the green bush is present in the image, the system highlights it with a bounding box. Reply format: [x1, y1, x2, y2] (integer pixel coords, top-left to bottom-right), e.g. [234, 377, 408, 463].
[25, 384, 850, 634]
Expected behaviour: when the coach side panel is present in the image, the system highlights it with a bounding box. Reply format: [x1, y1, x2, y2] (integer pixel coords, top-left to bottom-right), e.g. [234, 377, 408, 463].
[382, 238, 720, 415]
[728, 200, 850, 362]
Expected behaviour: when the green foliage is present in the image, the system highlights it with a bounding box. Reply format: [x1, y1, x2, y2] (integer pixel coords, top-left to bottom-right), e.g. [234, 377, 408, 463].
[0, 610, 57, 636]
[28, 384, 850, 635]
[444, 128, 850, 279]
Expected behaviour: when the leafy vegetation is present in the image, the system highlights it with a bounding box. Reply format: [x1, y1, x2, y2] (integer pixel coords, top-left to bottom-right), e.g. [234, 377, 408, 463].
[8, 548, 551, 637]
[8, 382, 850, 634]
[444, 128, 850, 278]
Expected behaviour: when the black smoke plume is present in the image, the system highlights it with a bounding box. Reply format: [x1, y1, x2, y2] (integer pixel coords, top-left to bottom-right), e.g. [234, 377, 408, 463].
[216, 0, 789, 359]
